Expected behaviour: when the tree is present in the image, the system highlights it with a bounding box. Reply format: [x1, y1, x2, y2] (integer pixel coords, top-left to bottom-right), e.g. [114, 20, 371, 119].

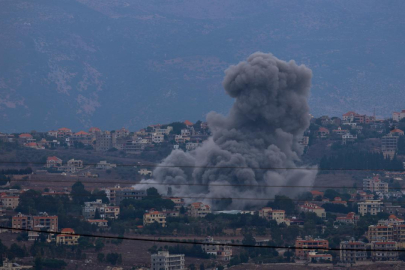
[71, 181, 91, 204]
[97, 253, 105, 262]
[106, 253, 121, 265]
[199, 263, 205, 270]
[147, 187, 160, 198]
[94, 209, 101, 219]
[242, 233, 256, 246]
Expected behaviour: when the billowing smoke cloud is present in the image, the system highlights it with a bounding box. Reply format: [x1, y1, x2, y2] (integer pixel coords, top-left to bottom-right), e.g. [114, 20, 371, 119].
[138, 52, 317, 209]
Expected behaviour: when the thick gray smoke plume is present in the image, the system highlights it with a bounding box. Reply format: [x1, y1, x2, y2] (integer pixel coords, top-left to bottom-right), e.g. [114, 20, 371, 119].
[138, 52, 316, 209]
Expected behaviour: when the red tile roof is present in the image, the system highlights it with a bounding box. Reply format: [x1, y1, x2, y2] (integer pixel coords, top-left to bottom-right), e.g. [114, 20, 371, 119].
[58, 127, 71, 131]
[75, 131, 89, 135]
[391, 128, 404, 133]
[89, 127, 101, 132]
[19, 133, 32, 138]
[184, 120, 193, 126]
[61, 228, 74, 234]
[47, 156, 61, 161]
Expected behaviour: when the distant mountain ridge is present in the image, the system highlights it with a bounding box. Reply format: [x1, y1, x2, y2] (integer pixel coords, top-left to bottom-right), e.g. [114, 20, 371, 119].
[1, 0, 404, 132]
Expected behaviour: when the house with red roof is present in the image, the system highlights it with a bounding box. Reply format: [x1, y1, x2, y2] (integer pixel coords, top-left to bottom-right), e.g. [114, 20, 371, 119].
[336, 212, 359, 224]
[317, 127, 330, 138]
[390, 128, 404, 136]
[188, 202, 211, 218]
[57, 127, 72, 138]
[184, 120, 193, 126]
[18, 133, 35, 144]
[46, 156, 62, 168]
[310, 190, 324, 199]
[88, 127, 101, 134]
[56, 228, 79, 245]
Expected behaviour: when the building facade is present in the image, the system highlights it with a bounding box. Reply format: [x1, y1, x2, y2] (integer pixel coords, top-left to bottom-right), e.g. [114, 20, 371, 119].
[151, 251, 185, 270]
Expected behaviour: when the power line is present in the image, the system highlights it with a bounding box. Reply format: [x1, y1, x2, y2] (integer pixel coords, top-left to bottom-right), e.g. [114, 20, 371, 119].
[2, 225, 403, 252]
[9, 178, 405, 191]
[1, 160, 405, 172]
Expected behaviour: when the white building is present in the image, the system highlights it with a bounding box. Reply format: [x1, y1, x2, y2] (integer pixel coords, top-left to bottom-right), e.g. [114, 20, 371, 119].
[358, 200, 383, 216]
[342, 133, 357, 145]
[181, 129, 191, 137]
[96, 161, 117, 170]
[151, 251, 185, 270]
[152, 133, 164, 143]
[363, 176, 388, 194]
[186, 142, 200, 151]
[138, 168, 152, 176]
[202, 236, 232, 261]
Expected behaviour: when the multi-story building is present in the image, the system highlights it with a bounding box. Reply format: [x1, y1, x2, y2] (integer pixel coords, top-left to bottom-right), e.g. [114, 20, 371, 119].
[371, 242, 398, 261]
[169, 197, 186, 211]
[358, 200, 383, 216]
[381, 129, 403, 157]
[151, 251, 185, 270]
[258, 207, 289, 225]
[340, 240, 367, 263]
[56, 228, 79, 245]
[299, 202, 326, 218]
[115, 188, 146, 206]
[202, 236, 232, 261]
[67, 159, 83, 170]
[143, 211, 167, 227]
[363, 176, 389, 194]
[0, 195, 19, 209]
[295, 237, 329, 260]
[72, 131, 93, 145]
[152, 133, 164, 143]
[188, 202, 211, 218]
[95, 131, 112, 151]
[12, 212, 58, 234]
[32, 213, 58, 232]
[82, 200, 120, 220]
[367, 225, 394, 242]
[57, 127, 72, 138]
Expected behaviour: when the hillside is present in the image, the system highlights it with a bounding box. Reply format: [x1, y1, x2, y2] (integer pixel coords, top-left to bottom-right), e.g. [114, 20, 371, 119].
[1, 0, 405, 132]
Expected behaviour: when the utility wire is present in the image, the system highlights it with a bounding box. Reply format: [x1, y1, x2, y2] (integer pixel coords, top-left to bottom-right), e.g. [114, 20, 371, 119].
[9, 178, 405, 191]
[2, 226, 403, 252]
[1, 160, 405, 172]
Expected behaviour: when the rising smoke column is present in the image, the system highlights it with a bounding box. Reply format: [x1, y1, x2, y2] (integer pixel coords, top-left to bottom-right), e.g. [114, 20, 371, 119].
[141, 52, 316, 209]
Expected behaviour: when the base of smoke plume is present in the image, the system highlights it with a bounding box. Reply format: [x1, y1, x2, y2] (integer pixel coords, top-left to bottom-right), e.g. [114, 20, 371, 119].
[134, 166, 316, 211]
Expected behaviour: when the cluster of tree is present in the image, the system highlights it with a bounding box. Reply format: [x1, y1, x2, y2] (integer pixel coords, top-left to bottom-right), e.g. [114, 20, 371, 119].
[70, 181, 109, 205]
[0, 240, 28, 261]
[34, 257, 67, 269]
[322, 203, 356, 214]
[0, 167, 33, 175]
[319, 151, 404, 171]
[16, 189, 73, 215]
[266, 195, 296, 215]
[97, 252, 122, 265]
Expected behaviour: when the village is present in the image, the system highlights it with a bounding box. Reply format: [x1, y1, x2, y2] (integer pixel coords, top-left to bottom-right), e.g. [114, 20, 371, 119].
[0, 110, 405, 269]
